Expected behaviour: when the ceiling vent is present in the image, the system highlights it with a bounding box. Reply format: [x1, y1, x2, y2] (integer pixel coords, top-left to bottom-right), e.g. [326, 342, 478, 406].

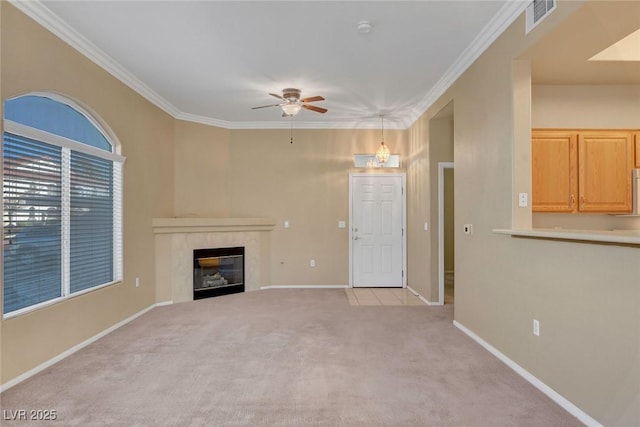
[525, 0, 556, 34]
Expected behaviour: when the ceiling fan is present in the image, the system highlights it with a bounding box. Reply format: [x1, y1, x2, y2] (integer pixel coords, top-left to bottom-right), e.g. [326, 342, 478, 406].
[252, 88, 327, 117]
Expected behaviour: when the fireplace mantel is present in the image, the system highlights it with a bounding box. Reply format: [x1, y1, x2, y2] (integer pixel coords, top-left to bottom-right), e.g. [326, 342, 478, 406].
[152, 217, 276, 234]
[153, 217, 275, 304]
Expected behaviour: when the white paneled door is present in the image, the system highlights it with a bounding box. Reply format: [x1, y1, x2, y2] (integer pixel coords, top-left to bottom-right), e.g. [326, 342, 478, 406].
[350, 174, 405, 287]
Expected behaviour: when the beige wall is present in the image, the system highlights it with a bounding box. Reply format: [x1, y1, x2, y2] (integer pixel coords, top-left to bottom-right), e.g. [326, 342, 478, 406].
[512, 59, 533, 230]
[429, 116, 454, 300]
[1, 4, 174, 383]
[226, 128, 407, 286]
[416, 2, 639, 425]
[171, 125, 409, 288]
[532, 84, 640, 129]
[173, 120, 231, 217]
[406, 113, 432, 299]
[406, 105, 454, 303]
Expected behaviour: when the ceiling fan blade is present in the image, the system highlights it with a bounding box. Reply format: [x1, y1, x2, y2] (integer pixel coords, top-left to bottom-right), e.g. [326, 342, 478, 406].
[269, 93, 284, 100]
[251, 104, 281, 110]
[302, 104, 328, 114]
[301, 96, 324, 103]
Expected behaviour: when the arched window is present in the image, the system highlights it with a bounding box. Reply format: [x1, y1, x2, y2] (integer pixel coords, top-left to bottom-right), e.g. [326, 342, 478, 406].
[3, 93, 124, 316]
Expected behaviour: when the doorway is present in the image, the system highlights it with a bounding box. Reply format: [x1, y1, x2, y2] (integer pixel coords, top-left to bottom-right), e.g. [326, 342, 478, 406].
[349, 173, 406, 288]
[438, 163, 454, 304]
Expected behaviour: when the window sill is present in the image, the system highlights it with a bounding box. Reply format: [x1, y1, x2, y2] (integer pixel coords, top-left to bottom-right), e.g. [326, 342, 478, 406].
[492, 228, 640, 247]
[2, 281, 121, 320]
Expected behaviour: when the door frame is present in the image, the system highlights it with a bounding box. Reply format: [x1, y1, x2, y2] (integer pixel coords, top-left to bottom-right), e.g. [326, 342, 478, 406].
[348, 172, 407, 288]
[438, 162, 454, 305]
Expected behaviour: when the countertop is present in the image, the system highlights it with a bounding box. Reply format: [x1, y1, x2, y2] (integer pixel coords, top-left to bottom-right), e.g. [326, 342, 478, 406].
[493, 228, 640, 246]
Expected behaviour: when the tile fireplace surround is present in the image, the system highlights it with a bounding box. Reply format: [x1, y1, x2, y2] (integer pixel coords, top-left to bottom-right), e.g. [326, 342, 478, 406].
[152, 218, 276, 303]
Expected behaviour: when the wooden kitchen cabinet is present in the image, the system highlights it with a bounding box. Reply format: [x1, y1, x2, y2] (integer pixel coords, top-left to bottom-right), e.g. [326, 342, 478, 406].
[532, 129, 634, 213]
[635, 133, 640, 168]
[578, 131, 633, 212]
[532, 131, 577, 212]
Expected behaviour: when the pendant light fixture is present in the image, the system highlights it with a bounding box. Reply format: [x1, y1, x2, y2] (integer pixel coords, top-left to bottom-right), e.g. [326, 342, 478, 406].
[375, 115, 390, 166]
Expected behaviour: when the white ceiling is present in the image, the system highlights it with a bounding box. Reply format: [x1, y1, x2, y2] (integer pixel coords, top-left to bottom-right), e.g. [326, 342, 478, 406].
[14, 1, 526, 129]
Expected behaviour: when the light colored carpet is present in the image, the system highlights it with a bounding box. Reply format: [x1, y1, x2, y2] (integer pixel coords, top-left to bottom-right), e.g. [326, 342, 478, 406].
[0, 289, 583, 426]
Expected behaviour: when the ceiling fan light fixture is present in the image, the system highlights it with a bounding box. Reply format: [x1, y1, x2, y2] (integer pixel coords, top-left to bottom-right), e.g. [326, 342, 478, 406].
[252, 88, 326, 116]
[281, 103, 302, 116]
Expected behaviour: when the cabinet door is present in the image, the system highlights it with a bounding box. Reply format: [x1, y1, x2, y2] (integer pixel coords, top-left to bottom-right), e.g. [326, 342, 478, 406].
[635, 133, 640, 168]
[532, 130, 578, 212]
[578, 131, 633, 213]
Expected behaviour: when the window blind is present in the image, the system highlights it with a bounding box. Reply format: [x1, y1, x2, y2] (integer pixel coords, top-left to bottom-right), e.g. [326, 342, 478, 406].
[69, 151, 114, 292]
[3, 133, 63, 313]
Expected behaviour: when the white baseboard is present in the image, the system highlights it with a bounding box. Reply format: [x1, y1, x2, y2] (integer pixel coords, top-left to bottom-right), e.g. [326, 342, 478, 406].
[260, 285, 347, 290]
[453, 320, 602, 427]
[155, 300, 173, 307]
[407, 285, 439, 306]
[0, 302, 164, 393]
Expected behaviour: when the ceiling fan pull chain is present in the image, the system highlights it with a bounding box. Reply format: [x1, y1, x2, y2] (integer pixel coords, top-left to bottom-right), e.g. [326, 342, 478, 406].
[290, 117, 294, 144]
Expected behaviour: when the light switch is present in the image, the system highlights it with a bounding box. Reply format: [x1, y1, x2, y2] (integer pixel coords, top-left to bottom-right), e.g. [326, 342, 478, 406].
[424, 222, 429, 231]
[338, 221, 346, 229]
[284, 220, 290, 229]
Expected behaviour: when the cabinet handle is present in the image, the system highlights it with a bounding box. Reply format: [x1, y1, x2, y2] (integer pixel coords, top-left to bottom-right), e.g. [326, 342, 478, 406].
[580, 196, 585, 207]
[570, 195, 575, 208]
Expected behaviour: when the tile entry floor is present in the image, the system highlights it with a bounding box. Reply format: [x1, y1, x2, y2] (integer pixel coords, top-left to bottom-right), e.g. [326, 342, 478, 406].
[345, 287, 427, 306]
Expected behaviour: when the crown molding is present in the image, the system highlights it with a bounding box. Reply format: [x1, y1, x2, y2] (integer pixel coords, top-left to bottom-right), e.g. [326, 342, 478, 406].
[174, 112, 234, 129]
[225, 120, 409, 130]
[177, 112, 407, 130]
[406, 0, 528, 127]
[10, 0, 524, 131]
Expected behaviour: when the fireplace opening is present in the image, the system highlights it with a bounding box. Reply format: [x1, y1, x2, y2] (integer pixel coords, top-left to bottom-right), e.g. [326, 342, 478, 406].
[193, 247, 244, 299]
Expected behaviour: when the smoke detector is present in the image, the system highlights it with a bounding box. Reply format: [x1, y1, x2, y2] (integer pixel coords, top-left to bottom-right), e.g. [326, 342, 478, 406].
[357, 21, 372, 34]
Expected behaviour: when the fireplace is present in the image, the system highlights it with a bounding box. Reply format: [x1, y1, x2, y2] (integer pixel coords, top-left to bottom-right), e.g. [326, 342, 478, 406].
[193, 247, 244, 299]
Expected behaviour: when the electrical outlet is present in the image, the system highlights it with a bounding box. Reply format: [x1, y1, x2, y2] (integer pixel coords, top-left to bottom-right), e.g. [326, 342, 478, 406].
[518, 192, 528, 207]
[533, 319, 540, 336]
[310, 259, 316, 267]
[284, 220, 290, 229]
[424, 222, 429, 231]
[463, 224, 473, 235]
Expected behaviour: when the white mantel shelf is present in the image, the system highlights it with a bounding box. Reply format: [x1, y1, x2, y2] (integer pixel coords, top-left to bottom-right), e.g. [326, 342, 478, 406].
[493, 228, 640, 247]
[152, 217, 277, 234]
